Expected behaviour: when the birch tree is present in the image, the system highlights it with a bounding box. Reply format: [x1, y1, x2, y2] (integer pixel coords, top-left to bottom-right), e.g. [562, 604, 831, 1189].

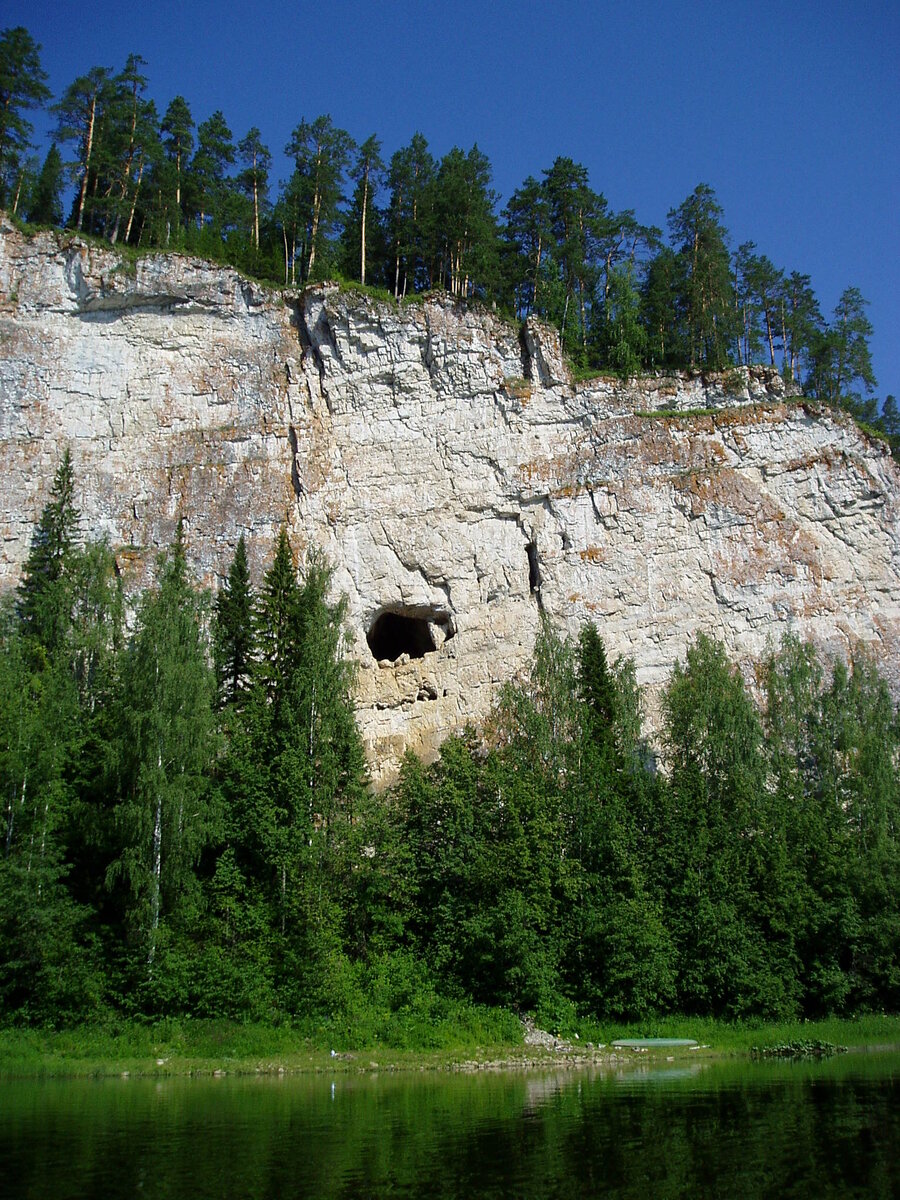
[110, 523, 217, 974]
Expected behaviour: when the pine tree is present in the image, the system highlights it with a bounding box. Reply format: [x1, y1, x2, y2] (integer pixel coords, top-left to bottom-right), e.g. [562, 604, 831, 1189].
[284, 115, 354, 281]
[53, 66, 115, 233]
[502, 175, 551, 319]
[807, 286, 876, 412]
[158, 95, 194, 243]
[189, 110, 235, 232]
[0, 27, 51, 210]
[667, 184, 737, 369]
[236, 127, 271, 254]
[386, 133, 435, 298]
[346, 134, 384, 285]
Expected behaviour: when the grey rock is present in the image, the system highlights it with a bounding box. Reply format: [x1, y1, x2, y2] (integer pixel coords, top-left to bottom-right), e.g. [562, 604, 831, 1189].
[2, 220, 899, 783]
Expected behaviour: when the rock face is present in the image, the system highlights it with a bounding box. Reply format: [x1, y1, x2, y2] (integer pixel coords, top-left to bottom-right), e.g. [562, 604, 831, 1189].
[2, 220, 899, 781]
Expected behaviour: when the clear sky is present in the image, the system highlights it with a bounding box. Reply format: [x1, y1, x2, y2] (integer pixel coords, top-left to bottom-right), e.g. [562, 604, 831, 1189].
[7, 0, 899, 398]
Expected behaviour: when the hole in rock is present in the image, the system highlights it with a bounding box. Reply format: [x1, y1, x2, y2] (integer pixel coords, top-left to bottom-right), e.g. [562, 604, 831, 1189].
[367, 609, 455, 663]
[526, 542, 541, 593]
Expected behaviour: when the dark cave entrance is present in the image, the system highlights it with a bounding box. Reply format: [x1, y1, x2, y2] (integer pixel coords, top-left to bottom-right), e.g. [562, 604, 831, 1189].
[367, 609, 455, 663]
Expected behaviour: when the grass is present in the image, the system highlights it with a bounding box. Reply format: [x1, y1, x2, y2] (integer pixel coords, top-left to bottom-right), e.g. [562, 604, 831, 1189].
[1, 1013, 897, 1079]
[572, 1012, 900, 1054]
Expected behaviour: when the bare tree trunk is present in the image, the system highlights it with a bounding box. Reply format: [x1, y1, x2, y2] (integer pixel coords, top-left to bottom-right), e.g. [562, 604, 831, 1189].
[307, 179, 322, 278]
[11, 169, 24, 216]
[532, 235, 542, 315]
[74, 96, 97, 232]
[122, 154, 145, 245]
[360, 164, 369, 284]
[148, 781, 162, 969]
[764, 302, 776, 365]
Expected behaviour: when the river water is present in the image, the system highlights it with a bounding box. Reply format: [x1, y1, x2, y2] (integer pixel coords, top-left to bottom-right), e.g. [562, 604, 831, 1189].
[1, 1051, 898, 1198]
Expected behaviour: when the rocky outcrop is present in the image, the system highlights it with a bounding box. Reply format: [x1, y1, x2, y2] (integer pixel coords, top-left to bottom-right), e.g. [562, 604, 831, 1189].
[2, 219, 899, 781]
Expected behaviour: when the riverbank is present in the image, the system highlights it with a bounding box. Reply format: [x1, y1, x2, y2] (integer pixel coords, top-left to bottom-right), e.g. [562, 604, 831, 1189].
[1, 1013, 898, 1079]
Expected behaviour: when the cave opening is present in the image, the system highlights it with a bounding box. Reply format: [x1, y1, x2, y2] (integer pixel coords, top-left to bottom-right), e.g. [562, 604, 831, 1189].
[367, 609, 454, 663]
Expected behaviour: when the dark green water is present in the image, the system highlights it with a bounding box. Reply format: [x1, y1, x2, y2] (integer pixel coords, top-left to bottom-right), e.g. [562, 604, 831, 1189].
[1, 1052, 898, 1198]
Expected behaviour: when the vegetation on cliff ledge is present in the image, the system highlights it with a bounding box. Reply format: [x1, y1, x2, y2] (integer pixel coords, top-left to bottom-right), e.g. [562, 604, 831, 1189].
[1, 455, 898, 1038]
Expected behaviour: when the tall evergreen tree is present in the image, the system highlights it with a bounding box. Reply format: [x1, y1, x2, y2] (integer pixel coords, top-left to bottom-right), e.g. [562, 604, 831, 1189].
[189, 110, 235, 232]
[386, 132, 435, 298]
[284, 114, 354, 281]
[26, 144, 64, 225]
[158, 95, 194, 243]
[213, 534, 255, 708]
[344, 134, 384, 285]
[236, 127, 271, 253]
[432, 144, 499, 299]
[53, 66, 114, 233]
[667, 184, 737, 369]
[17, 448, 81, 659]
[0, 27, 51, 211]
[502, 175, 551, 319]
[542, 157, 604, 353]
[807, 286, 876, 412]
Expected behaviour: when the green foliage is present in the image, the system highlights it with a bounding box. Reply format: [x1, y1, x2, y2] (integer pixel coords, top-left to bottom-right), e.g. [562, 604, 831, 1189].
[213, 534, 254, 707]
[667, 184, 737, 369]
[26, 144, 64, 225]
[0, 26, 50, 209]
[2, 456, 898, 1037]
[106, 522, 219, 982]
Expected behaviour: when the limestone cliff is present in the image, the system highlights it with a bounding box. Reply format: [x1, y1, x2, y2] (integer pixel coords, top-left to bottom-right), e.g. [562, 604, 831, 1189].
[2, 219, 899, 780]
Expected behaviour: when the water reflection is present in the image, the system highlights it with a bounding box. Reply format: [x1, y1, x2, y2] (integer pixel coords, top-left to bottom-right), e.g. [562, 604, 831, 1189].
[1, 1053, 898, 1199]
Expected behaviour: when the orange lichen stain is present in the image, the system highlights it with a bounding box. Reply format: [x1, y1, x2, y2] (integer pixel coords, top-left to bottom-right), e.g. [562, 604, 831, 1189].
[673, 466, 785, 522]
[579, 546, 605, 563]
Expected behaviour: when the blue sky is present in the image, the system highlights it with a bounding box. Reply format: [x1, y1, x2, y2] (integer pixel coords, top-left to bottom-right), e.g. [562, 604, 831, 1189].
[7, 0, 899, 397]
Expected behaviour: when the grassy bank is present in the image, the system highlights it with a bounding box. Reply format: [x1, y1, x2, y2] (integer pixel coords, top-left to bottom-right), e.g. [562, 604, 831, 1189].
[1, 1013, 898, 1079]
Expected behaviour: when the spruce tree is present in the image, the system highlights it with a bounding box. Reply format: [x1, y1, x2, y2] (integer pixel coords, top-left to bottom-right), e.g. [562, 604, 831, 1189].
[214, 534, 255, 708]
[18, 448, 80, 659]
[26, 144, 64, 225]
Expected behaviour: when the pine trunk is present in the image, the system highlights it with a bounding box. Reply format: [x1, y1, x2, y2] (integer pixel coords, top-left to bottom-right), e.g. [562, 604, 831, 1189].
[360, 166, 369, 284]
[74, 96, 97, 232]
[123, 155, 144, 244]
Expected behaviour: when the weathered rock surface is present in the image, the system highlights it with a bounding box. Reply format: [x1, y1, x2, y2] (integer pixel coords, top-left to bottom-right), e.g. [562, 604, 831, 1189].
[2, 220, 899, 781]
